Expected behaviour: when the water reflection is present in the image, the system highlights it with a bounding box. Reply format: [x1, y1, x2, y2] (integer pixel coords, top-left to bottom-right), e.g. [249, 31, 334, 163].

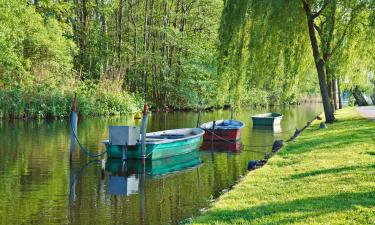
[105, 150, 201, 179]
[108, 174, 139, 196]
[200, 140, 243, 153]
[252, 124, 282, 133]
[69, 160, 101, 205]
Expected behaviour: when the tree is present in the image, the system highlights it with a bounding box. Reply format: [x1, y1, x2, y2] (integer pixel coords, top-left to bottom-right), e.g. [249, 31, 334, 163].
[302, 0, 335, 122]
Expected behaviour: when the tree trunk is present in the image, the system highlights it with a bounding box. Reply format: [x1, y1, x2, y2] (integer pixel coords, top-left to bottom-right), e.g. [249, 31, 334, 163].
[302, 1, 335, 123]
[338, 78, 342, 109]
[332, 79, 338, 110]
[326, 77, 334, 112]
[130, 0, 138, 92]
[142, 0, 149, 100]
[353, 86, 368, 106]
[370, 94, 375, 105]
[117, 0, 123, 63]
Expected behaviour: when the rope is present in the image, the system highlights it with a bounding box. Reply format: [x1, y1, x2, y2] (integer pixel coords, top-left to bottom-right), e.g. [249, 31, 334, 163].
[145, 148, 155, 158]
[273, 127, 298, 134]
[69, 160, 100, 191]
[71, 122, 107, 157]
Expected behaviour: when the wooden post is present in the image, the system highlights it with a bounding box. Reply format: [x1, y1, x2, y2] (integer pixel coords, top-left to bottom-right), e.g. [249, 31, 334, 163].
[70, 94, 78, 161]
[141, 104, 148, 162]
[140, 157, 146, 224]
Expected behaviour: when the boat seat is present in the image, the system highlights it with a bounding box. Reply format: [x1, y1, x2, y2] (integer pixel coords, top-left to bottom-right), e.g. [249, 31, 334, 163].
[160, 134, 185, 138]
[146, 138, 164, 142]
[147, 134, 186, 139]
[214, 125, 238, 129]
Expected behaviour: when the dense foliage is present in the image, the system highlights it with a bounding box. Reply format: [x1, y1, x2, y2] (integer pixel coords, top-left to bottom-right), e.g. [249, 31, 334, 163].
[217, 0, 375, 113]
[0, 0, 374, 119]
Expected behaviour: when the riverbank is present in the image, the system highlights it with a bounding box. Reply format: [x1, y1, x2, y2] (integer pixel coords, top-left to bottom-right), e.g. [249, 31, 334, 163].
[192, 107, 375, 225]
[0, 86, 319, 119]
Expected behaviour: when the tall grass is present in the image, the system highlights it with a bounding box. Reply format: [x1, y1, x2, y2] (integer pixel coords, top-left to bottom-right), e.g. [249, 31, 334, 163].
[0, 82, 141, 119]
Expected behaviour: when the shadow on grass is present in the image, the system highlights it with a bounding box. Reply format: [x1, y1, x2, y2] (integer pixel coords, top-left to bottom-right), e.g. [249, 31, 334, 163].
[197, 191, 375, 224]
[290, 164, 375, 180]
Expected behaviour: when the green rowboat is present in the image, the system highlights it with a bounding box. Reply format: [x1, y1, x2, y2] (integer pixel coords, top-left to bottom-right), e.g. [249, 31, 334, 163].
[251, 112, 283, 126]
[103, 128, 204, 160]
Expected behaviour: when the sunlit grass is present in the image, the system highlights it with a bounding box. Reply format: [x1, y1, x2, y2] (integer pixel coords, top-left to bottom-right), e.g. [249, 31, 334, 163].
[192, 107, 375, 225]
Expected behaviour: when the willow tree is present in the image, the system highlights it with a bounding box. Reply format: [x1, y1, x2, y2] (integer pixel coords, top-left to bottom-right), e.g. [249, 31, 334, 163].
[302, 0, 374, 121]
[217, 0, 314, 107]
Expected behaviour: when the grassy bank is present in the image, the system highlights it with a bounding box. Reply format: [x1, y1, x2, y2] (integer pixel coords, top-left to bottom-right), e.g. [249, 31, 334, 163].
[192, 107, 375, 225]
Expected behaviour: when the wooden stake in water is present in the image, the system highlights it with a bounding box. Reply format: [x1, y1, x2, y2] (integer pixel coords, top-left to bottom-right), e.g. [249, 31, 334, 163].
[141, 104, 148, 162]
[70, 94, 78, 161]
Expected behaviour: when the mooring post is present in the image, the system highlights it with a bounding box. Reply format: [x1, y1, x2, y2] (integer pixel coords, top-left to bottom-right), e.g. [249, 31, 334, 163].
[140, 157, 146, 224]
[70, 94, 78, 161]
[141, 104, 148, 163]
[69, 161, 75, 206]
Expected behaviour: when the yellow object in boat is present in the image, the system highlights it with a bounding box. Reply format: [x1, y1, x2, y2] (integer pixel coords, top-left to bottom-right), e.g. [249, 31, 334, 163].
[134, 112, 142, 119]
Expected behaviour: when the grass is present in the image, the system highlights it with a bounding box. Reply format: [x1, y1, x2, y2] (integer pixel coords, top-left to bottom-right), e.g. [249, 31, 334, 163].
[192, 107, 375, 225]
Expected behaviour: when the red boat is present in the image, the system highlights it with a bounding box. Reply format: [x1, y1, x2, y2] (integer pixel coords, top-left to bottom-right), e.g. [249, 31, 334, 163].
[200, 140, 243, 152]
[200, 120, 245, 141]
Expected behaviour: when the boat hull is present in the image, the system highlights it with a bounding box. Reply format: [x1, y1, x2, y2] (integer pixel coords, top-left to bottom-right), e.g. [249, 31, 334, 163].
[202, 128, 242, 141]
[104, 129, 204, 160]
[200, 140, 242, 153]
[200, 119, 245, 141]
[252, 113, 283, 126]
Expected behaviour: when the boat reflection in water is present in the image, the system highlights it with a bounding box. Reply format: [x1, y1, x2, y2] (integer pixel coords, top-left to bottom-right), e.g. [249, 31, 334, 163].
[105, 149, 202, 196]
[108, 174, 139, 196]
[252, 124, 282, 134]
[200, 140, 243, 153]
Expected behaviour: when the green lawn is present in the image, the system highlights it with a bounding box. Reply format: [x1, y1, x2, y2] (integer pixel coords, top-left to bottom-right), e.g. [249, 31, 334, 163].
[193, 107, 375, 225]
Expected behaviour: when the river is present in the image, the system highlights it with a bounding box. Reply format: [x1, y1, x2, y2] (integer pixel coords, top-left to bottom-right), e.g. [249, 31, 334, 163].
[0, 103, 322, 225]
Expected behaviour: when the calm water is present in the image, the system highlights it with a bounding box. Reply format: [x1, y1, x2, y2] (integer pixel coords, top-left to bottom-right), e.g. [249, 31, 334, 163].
[0, 103, 322, 225]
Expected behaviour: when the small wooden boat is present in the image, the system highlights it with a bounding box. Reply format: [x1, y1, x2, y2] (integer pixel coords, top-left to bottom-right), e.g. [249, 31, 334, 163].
[200, 140, 243, 153]
[200, 120, 245, 141]
[103, 128, 204, 160]
[251, 112, 283, 126]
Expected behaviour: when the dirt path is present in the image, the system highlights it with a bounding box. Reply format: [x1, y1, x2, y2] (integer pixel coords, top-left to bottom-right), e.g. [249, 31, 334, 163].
[357, 106, 375, 121]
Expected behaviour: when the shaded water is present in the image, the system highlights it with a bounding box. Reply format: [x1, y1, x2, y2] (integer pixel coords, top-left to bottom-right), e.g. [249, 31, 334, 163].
[0, 103, 322, 225]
